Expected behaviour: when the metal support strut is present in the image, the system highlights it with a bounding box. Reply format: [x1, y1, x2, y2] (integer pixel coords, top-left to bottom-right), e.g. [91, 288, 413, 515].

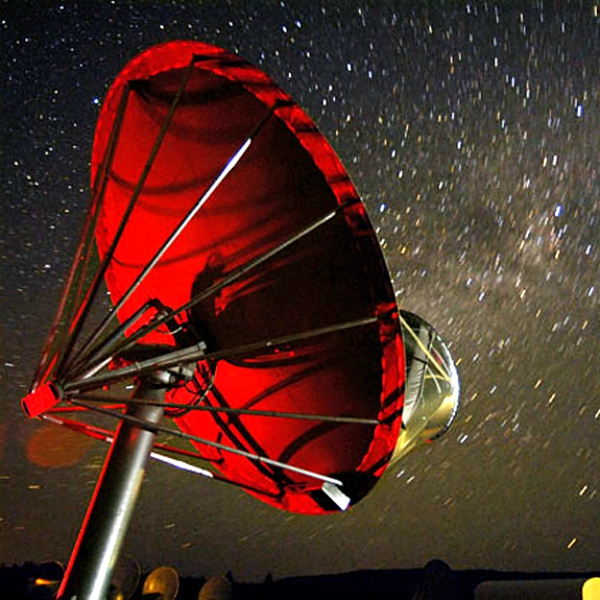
[58, 378, 165, 600]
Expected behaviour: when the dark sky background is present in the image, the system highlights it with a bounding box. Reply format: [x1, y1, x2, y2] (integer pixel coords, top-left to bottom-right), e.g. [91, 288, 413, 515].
[1, 0, 599, 582]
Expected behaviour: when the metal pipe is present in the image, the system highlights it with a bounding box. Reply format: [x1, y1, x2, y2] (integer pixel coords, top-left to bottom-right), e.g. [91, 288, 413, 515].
[65, 399, 344, 487]
[65, 314, 378, 393]
[73, 394, 380, 425]
[57, 380, 165, 600]
[64, 59, 196, 374]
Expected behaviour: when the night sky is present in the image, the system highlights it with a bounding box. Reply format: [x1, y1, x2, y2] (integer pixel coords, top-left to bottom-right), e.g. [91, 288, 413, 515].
[2, 0, 599, 581]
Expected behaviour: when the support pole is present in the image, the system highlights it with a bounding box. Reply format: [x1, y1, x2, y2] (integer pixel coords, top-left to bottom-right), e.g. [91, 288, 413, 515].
[58, 379, 165, 600]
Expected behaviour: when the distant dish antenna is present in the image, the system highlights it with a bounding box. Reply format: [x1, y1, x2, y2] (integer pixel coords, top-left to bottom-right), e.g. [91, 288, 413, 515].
[108, 554, 141, 600]
[19, 41, 458, 600]
[27, 561, 64, 600]
[141, 566, 179, 600]
[198, 575, 233, 600]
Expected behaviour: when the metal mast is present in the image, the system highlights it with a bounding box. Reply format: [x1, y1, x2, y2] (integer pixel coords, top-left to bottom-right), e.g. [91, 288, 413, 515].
[57, 379, 165, 600]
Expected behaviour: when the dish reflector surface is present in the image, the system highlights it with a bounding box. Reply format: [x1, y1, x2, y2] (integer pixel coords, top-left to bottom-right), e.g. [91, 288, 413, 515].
[26, 41, 405, 514]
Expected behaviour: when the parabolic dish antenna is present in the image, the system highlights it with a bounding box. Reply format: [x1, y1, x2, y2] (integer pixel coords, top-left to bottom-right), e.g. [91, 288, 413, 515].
[141, 566, 179, 600]
[198, 575, 233, 600]
[109, 554, 141, 600]
[20, 41, 458, 600]
[26, 561, 64, 600]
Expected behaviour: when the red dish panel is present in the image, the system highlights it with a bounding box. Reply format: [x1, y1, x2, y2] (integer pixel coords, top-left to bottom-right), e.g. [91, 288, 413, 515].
[91, 41, 404, 513]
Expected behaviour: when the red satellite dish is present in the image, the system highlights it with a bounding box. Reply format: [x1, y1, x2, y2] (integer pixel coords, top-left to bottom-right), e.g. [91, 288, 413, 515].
[23, 41, 405, 514]
[20, 41, 458, 599]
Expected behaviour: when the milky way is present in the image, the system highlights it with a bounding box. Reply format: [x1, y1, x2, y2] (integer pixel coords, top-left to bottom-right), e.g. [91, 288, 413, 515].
[1, 2, 598, 580]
